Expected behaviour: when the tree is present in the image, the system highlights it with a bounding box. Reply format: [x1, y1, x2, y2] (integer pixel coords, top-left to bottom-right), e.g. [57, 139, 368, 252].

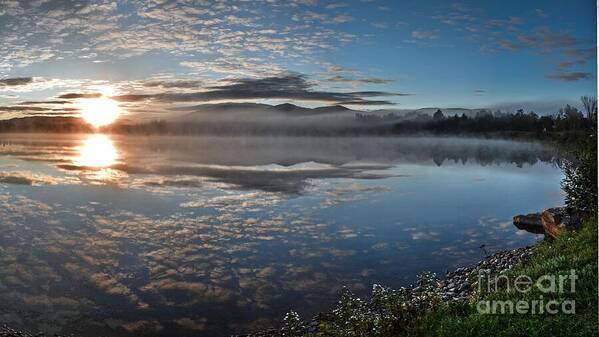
[562, 133, 597, 214]
[433, 109, 444, 120]
[581, 96, 597, 121]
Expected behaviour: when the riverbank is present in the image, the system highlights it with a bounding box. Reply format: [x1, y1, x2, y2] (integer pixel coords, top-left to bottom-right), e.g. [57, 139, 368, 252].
[234, 246, 535, 337]
[237, 214, 597, 337]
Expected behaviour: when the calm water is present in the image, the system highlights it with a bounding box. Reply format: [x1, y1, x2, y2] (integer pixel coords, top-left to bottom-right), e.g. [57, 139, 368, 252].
[0, 134, 563, 336]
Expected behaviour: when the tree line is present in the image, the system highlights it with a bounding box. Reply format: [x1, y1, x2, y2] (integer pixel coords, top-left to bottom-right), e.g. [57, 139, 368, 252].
[391, 96, 597, 135]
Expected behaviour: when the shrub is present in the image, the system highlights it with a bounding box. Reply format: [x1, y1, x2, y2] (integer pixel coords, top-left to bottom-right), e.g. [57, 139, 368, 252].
[561, 132, 597, 214]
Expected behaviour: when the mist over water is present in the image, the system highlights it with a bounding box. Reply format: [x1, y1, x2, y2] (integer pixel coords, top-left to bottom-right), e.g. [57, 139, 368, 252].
[0, 134, 563, 336]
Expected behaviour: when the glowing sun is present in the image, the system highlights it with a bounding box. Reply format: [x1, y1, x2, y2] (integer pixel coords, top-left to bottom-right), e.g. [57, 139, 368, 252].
[79, 97, 122, 128]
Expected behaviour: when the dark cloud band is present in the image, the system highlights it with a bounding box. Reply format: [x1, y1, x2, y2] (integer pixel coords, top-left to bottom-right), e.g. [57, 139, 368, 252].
[0, 77, 33, 86]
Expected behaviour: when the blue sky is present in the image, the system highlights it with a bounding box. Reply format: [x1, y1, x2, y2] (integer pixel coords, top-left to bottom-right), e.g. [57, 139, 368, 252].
[0, 0, 596, 119]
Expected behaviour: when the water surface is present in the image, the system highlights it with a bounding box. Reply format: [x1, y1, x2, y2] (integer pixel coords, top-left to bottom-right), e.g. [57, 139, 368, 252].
[0, 134, 563, 336]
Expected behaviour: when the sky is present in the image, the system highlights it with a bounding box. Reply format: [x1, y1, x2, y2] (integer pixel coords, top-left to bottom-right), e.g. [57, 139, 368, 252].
[0, 0, 597, 121]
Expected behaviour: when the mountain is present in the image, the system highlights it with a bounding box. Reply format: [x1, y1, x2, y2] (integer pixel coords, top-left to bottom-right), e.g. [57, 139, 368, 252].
[173, 102, 359, 121]
[312, 105, 352, 114]
[173, 103, 489, 122]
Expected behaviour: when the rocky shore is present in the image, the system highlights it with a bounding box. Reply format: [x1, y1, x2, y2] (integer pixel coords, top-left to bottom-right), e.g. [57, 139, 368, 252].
[0, 325, 55, 337]
[513, 206, 581, 238]
[234, 245, 535, 337]
[432, 246, 533, 302]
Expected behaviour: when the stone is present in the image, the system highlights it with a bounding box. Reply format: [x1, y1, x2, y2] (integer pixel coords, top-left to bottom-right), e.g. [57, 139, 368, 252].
[541, 207, 581, 238]
[513, 212, 544, 234]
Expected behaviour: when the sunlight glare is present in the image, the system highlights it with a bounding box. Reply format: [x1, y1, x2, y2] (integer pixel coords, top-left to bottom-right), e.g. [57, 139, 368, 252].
[78, 97, 122, 128]
[75, 134, 118, 168]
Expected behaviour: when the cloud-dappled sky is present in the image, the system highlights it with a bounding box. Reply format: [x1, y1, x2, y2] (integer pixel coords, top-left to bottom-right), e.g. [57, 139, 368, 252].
[0, 0, 596, 119]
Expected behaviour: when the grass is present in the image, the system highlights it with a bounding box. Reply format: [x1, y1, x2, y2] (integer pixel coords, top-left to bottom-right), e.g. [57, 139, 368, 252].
[406, 215, 598, 337]
[279, 215, 597, 337]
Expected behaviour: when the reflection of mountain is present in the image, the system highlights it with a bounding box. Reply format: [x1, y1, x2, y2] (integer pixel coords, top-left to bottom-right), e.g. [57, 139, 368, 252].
[0, 135, 561, 194]
[112, 136, 560, 168]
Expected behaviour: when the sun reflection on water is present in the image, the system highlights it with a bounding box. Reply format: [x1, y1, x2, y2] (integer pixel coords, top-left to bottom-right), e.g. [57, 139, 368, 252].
[75, 134, 118, 168]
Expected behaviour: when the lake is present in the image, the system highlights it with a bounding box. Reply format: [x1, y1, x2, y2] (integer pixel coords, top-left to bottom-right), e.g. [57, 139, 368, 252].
[0, 134, 563, 336]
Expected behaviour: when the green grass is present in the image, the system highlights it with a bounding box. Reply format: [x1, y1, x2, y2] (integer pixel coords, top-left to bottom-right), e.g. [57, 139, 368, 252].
[279, 216, 597, 337]
[406, 215, 598, 337]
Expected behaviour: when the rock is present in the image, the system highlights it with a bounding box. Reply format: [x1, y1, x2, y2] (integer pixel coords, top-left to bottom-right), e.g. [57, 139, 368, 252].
[541, 207, 580, 238]
[513, 213, 544, 234]
[514, 207, 581, 238]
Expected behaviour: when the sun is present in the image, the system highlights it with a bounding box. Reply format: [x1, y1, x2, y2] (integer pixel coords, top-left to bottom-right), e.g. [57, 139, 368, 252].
[78, 97, 122, 128]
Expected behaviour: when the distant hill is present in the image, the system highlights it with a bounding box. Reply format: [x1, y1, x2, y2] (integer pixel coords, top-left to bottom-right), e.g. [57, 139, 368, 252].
[173, 102, 359, 122]
[0, 104, 514, 136]
[173, 103, 489, 121]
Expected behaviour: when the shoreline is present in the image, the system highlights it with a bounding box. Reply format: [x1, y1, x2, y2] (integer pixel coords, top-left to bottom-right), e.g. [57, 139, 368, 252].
[233, 245, 535, 337]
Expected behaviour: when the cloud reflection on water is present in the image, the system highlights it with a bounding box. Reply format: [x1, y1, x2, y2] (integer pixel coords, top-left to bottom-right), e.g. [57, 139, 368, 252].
[0, 134, 562, 336]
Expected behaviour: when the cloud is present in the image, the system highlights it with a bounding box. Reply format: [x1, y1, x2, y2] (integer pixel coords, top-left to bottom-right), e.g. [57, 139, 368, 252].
[0, 171, 62, 185]
[325, 3, 348, 9]
[411, 30, 438, 39]
[0, 0, 358, 75]
[534, 9, 548, 18]
[111, 94, 153, 102]
[473, 89, 486, 96]
[58, 93, 101, 99]
[339, 100, 398, 106]
[17, 100, 70, 105]
[498, 40, 520, 50]
[142, 80, 203, 89]
[371, 22, 389, 29]
[433, 4, 594, 82]
[548, 72, 591, 82]
[327, 75, 393, 84]
[332, 14, 353, 23]
[0, 106, 49, 112]
[111, 74, 405, 105]
[296, 11, 353, 25]
[0, 77, 33, 86]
